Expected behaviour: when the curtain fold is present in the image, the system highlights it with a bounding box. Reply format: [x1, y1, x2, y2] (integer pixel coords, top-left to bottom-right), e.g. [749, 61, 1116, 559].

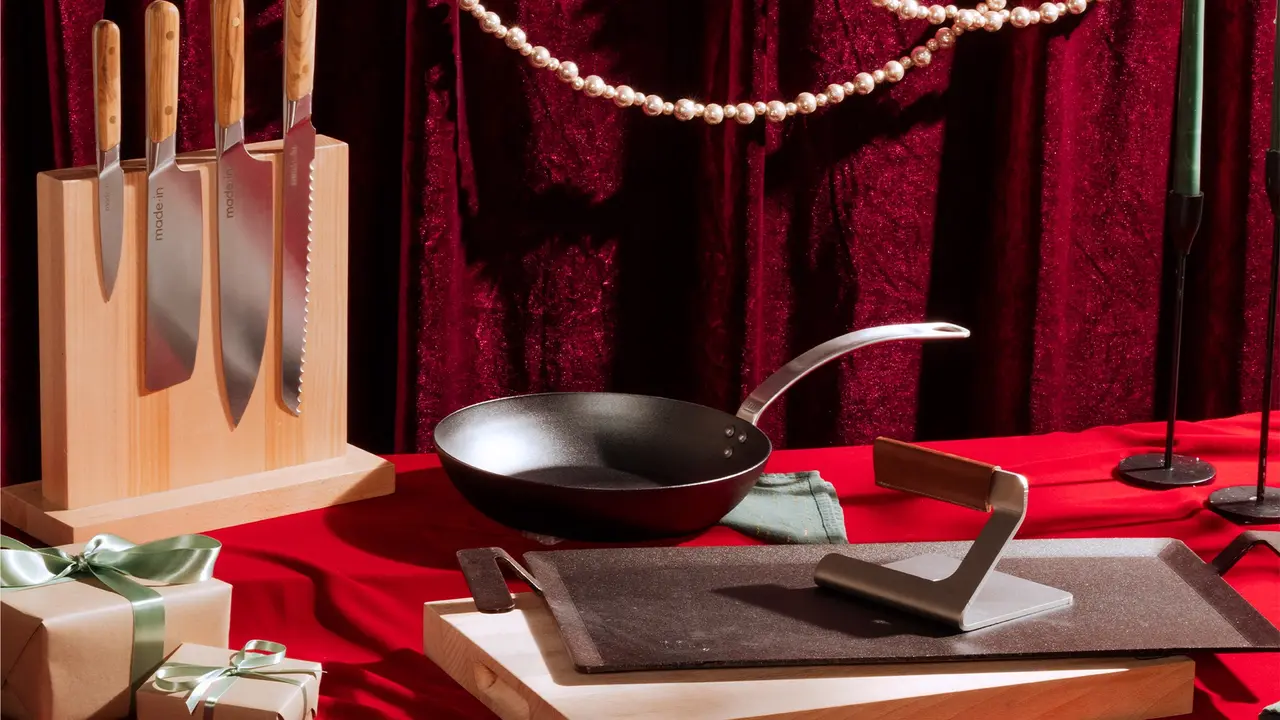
[2, 0, 1275, 480]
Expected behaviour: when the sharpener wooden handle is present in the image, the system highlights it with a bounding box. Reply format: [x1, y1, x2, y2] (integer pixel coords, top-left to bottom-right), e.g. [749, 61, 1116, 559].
[145, 1, 180, 143]
[873, 437, 995, 511]
[285, 0, 316, 100]
[93, 20, 121, 150]
[212, 0, 245, 127]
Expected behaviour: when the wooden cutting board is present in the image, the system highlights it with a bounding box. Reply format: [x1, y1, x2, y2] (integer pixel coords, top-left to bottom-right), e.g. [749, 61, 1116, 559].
[423, 594, 1194, 720]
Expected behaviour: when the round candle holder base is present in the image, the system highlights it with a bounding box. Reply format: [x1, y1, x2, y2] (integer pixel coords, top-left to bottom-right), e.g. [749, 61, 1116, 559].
[1116, 453, 1216, 489]
[1206, 485, 1280, 524]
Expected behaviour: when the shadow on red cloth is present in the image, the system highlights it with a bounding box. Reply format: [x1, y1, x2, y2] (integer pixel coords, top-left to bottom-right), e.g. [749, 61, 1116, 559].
[1026, 507, 1206, 537]
[1189, 689, 1234, 720]
[228, 547, 407, 655]
[321, 467, 700, 573]
[1193, 653, 1261, 705]
[319, 650, 486, 720]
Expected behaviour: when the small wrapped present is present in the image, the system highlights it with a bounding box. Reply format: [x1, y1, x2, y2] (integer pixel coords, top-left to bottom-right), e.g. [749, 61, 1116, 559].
[136, 641, 323, 719]
[1, 534, 230, 720]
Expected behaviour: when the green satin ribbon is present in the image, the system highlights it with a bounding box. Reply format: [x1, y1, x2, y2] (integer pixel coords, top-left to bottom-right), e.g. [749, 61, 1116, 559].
[153, 640, 321, 718]
[0, 533, 221, 692]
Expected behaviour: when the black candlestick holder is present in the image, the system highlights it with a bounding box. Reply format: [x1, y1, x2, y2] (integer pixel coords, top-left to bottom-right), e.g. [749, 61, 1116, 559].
[1206, 149, 1280, 523]
[1116, 191, 1217, 489]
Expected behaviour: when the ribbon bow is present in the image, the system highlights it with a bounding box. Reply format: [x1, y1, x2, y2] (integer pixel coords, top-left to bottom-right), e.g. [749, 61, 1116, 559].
[153, 640, 322, 718]
[0, 533, 221, 689]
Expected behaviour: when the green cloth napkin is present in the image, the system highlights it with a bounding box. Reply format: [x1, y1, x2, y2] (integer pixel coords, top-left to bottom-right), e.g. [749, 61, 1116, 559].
[720, 471, 847, 544]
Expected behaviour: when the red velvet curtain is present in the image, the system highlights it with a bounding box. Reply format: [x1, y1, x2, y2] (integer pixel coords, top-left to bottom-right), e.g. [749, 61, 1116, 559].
[1, 0, 1275, 482]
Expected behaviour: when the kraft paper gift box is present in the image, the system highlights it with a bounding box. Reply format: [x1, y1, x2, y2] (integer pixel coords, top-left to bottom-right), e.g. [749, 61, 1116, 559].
[136, 642, 322, 720]
[0, 535, 230, 720]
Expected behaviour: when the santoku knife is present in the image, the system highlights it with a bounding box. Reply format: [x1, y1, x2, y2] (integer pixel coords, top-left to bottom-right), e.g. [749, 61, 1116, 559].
[144, 0, 203, 391]
[93, 19, 124, 300]
[280, 0, 317, 415]
[213, 0, 274, 426]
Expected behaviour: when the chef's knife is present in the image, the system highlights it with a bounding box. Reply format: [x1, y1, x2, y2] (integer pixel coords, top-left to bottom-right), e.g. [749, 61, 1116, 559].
[280, 0, 316, 415]
[93, 19, 124, 300]
[144, 0, 203, 391]
[213, 0, 274, 426]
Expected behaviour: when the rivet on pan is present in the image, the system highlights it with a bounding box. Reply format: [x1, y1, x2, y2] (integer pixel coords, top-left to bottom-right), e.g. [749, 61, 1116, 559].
[724, 427, 735, 437]
[723, 447, 734, 458]
[737, 434, 747, 443]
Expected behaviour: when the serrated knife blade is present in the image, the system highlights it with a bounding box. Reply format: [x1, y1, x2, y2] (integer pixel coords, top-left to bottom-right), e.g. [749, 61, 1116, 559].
[213, 0, 274, 426]
[281, 0, 317, 415]
[93, 20, 124, 300]
[144, 1, 203, 391]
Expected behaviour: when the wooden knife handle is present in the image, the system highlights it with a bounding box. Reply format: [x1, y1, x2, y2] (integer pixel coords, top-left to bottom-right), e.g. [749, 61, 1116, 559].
[145, 1, 179, 143]
[873, 437, 995, 512]
[212, 0, 245, 127]
[285, 0, 316, 101]
[93, 20, 121, 150]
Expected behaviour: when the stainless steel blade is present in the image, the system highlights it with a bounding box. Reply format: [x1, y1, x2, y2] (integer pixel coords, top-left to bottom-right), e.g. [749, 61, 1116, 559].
[145, 135, 204, 390]
[217, 123, 275, 425]
[97, 146, 124, 298]
[280, 94, 315, 415]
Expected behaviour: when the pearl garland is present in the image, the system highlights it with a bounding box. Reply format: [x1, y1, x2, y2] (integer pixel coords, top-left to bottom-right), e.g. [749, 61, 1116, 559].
[870, 0, 1086, 30]
[458, 0, 1096, 125]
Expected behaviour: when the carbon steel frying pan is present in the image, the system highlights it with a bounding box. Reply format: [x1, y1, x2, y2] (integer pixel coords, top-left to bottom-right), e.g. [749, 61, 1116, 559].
[434, 322, 970, 541]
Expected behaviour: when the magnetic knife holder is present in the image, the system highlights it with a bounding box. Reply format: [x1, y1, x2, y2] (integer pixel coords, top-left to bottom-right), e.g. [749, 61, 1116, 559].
[0, 136, 396, 545]
[813, 437, 1072, 631]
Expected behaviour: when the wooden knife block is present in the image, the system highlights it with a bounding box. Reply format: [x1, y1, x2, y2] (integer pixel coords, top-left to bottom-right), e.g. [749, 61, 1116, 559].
[1, 135, 395, 544]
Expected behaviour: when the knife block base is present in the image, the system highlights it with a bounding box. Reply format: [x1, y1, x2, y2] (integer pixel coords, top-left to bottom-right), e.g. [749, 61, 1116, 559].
[0, 443, 394, 545]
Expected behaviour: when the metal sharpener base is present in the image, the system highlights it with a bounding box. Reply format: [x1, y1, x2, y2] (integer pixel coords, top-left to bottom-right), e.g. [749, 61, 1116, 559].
[885, 555, 1073, 630]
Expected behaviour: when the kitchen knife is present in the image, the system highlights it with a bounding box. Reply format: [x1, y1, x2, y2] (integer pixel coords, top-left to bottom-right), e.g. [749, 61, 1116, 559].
[144, 0, 203, 391]
[280, 0, 316, 415]
[213, 0, 274, 426]
[93, 19, 124, 300]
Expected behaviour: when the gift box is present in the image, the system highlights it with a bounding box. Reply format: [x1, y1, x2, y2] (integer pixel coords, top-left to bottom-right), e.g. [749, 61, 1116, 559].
[136, 642, 322, 720]
[1, 534, 230, 720]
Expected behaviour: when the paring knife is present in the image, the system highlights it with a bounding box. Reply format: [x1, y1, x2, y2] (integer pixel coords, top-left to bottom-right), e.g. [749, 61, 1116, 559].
[213, 0, 274, 426]
[93, 20, 124, 300]
[144, 0, 203, 391]
[280, 0, 316, 415]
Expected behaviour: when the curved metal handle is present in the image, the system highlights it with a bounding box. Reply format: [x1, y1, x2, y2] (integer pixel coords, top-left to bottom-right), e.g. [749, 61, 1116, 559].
[458, 548, 542, 613]
[1211, 530, 1280, 576]
[735, 322, 970, 426]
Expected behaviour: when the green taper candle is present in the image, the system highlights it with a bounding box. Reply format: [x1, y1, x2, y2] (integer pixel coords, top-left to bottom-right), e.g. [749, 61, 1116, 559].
[1172, 0, 1203, 196]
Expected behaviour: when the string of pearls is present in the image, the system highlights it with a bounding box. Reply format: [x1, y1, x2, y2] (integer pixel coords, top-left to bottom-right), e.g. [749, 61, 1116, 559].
[457, 0, 1094, 125]
[870, 0, 1089, 32]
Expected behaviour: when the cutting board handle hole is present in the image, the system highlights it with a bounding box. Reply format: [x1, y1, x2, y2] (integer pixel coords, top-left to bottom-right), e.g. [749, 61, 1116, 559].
[472, 663, 531, 719]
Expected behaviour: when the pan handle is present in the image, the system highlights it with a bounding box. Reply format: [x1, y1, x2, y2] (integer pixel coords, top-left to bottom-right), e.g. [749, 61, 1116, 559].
[735, 322, 970, 426]
[458, 548, 543, 613]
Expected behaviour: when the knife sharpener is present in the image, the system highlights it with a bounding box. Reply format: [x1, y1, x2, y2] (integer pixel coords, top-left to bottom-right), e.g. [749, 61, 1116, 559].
[814, 438, 1072, 631]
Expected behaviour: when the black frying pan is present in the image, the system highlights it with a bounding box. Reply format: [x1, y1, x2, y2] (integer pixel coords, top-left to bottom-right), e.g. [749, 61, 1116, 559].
[434, 322, 969, 541]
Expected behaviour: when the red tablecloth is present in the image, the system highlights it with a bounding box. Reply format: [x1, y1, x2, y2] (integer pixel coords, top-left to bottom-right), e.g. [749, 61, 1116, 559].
[39, 415, 1280, 717]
